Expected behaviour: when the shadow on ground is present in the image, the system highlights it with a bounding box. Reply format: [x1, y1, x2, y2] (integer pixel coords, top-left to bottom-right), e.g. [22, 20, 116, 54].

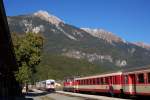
[15, 97, 33, 100]
[15, 91, 53, 100]
[26, 91, 50, 97]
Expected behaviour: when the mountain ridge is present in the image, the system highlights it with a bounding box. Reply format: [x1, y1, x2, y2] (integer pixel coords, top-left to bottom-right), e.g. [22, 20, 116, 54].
[8, 10, 150, 47]
[8, 10, 150, 70]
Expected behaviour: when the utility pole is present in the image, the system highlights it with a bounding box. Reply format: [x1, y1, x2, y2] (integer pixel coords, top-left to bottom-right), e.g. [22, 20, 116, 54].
[0, 0, 21, 99]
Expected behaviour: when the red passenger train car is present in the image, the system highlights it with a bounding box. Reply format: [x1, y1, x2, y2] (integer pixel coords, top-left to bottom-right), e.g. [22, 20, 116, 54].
[63, 66, 150, 96]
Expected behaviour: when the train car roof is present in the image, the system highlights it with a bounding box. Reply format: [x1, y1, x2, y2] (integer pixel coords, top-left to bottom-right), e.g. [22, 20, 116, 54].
[75, 71, 122, 80]
[46, 79, 55, 81]
[122, 65, 150, 74]
[75, 65, 150, 80]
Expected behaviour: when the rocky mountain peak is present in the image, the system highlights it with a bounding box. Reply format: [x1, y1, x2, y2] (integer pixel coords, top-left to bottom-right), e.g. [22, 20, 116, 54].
[33, 10, 63, 26]
[133, 42, 150, 50]
[81, 28, 123, 43]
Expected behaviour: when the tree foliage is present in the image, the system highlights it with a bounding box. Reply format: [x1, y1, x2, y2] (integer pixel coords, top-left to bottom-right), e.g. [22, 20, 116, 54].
[12, 33, 44, 84]
[35, 54, 110, 81]
[15, 63, 32, 84]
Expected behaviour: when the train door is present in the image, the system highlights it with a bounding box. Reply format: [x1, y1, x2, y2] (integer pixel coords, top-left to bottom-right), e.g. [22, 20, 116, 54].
[128, 74, 136, 95]
[109, 76, 113, 84]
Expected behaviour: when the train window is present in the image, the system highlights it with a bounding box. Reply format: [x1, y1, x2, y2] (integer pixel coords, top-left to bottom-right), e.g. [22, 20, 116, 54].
[103, 77, 106, 84]
[80, 80, 82, 85]
[78, 80, 80, 85]
[90, 79, 92, 85]
[85, 80, 87, 85]
[116, 76, 120, 84]
[125, 75, 128, 84]
[87, 79, 89, 85]
[85, 79, 87, 85]
[112, 76, 115, 84]
[83, 80, 85, 85]
[77, 80, 79, 85]
[84, 80, 86, 85]
[147, 73, 150, 83]
[90, 79, 91, 84]
[97, 78, 100, 84]
[91, 79, 93, 85]
[115, 76, 118, 84]
[81, 80, 83, 85]
[109, 76, 112, 84]
[95, 78, 97, 85]
[51, 82, 54, 85]
[83, 80, 84, 85]
[105, 77, 109, 84]
[89, 79, 91, 85]
[88, 79, 90, 85]
[103, 78, 105, 84]
[93, 78, 96, 85]
[79, 80, 81, 85]
[100, 78, 104, 84]
[138, 73, 144, 83]
[82, 80, 84, 85]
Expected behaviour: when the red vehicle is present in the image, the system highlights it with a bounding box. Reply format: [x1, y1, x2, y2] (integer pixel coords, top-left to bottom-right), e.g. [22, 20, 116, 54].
[63, 78, 77, 92]
[63, 66, 150, 96]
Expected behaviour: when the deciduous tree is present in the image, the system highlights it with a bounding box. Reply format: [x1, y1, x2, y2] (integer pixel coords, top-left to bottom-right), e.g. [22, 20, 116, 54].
[12, 32, 44, 92]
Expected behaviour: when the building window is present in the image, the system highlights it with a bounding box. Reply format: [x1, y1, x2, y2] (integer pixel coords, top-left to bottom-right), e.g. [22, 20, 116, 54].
[138, 73, 144, 83]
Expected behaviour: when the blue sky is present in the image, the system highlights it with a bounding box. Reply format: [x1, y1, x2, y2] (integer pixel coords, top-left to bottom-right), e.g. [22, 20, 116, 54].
[4, 0, 150, 44]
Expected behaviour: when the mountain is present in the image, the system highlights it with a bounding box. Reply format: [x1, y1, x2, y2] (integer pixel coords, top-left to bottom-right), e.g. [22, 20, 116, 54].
[133, 42, 150, 50]
[7, 10, 150, 73]
[81, 28, 123, 43]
